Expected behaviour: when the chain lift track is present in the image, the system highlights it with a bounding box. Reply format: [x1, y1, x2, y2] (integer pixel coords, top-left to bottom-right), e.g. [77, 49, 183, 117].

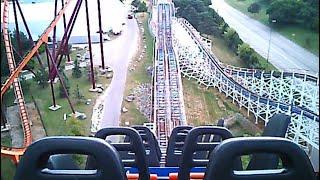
[1, 0, 74, 164]
[153, 3, 186, 163]
[171, 18, 319, 158]
[1, 0, 31, 164]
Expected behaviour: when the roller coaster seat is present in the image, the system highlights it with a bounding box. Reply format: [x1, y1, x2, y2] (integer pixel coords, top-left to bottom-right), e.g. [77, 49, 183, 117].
[165, 125, 193, 167]
[176, 126, 243, 180]
[246, 113, 291, 170]
[14, 136, 126, 180]
[86, 127, 150, 180]
[129, 126, 161, 166]
[203, 137, 317, 180]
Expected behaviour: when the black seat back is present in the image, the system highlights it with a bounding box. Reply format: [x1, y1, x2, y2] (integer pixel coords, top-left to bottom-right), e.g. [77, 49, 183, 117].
[178, 126, 242, 180]
[204, 137, 316, 180]
[14, 136, 126, 180]
[87, 127, 149, 180]
[194, 119, 225, 159]
[165, 126, 193, 167]
[247, 114, 291, 170]
[131, 126, 160, 166]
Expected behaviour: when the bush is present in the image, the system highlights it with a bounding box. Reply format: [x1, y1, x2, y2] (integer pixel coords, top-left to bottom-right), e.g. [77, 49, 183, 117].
[34, 69, 48, 88]
[249, 53, 260, 68]
[73, 84, 85, 104]
[237, 43, 254, 62]
[248, 3, 261, 13]
[66, 117, 85, 136]
[224, 27, 242, 52]
[72, 59, 82, 78]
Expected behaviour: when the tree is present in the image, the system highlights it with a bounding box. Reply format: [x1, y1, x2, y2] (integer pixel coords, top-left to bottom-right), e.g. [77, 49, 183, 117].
[198, 12, 219, 35]
[224, 27, 242, 52]
[266, 0, 302, 24]
[237, 43, 254, 63]
[34, 68, 49, 88]
[72, 59, 82, 78]
[249, 53, 260, 68]
[73, 84, 85, 104]
[248, 3, 261, 13]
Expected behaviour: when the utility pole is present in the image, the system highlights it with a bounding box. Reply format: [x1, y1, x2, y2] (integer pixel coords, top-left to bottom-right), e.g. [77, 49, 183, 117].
[267, 19, 276, 62]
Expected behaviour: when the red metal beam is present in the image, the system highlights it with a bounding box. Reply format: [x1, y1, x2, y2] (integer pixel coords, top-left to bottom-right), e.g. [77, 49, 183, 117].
[1, 0, 74, 97]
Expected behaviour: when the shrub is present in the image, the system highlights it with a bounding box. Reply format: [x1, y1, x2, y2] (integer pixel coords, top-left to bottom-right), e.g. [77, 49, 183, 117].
[34, 68, 48, 88]
[237, 43, 254, 62]
[72, 59, 82, 78]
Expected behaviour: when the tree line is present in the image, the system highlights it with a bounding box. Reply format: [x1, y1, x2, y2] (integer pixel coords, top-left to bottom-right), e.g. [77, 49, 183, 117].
[266, 0, 319, 32]
[174, 0, 264, 69]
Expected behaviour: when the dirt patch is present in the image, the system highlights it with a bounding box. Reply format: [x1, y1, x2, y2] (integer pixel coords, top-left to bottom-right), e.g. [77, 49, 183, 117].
[183, 83, 210, 126]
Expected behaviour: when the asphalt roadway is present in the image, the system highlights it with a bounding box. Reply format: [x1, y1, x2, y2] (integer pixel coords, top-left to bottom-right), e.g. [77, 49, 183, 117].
[211, 0, 319, 75]
[92, 18, 139, 128]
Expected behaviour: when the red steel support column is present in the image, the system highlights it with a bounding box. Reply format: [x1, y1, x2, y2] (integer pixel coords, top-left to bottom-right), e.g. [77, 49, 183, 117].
[61, 0, 72, 63]
[97, 0, 105, 69]
[46, 45, 57, 107]
[85, 0, 96, 89]
[47, 46, 76, 114]
[12, 0, 22, 57]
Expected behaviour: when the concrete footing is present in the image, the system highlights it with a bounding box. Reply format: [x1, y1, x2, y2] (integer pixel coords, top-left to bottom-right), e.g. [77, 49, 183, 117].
[49, 105, 61, 111]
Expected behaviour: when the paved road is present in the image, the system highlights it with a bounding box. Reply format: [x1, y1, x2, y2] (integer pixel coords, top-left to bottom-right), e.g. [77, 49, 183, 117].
[211, 0, 319, 75]
[95, 18, 139, 128]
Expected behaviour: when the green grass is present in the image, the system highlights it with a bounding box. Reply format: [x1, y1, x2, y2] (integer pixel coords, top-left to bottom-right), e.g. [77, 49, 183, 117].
[3, 66, 108, 136]
[210, 35, 245, 67]
[127, 13, 154, 84]
[1, 157, 16, 180]
[225, 0, 319, 55]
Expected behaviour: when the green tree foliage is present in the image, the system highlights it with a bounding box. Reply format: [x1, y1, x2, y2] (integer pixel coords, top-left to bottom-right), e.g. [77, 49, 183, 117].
[73, 84, 85, 104]
[237, 43, 254, 62]
[11, 30, 33, 55]
[247, 2, 261, 13]
[266, 0, 319, 30]
[1, 30, 34, 78]
[34, 68, 49, 88]
[72, 59, 82, 78]
[248, 53, 260, 68]
[66, 117, 85, 136]
[224, 27, 242, 53]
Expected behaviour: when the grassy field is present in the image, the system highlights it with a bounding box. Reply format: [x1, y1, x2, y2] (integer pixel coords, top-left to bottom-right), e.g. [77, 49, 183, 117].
[120, 12, 154, 126]
[225, 0, 319, 55]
